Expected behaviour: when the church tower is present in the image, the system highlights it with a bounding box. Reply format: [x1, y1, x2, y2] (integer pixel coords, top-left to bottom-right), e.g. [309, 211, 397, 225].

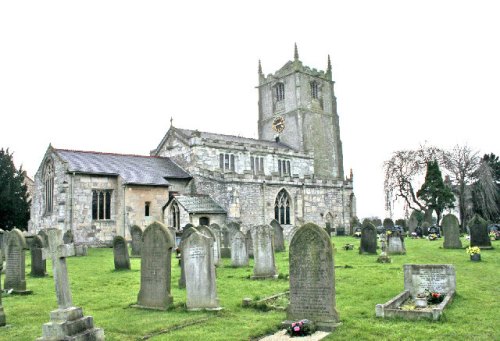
[257, 45, 344, 180]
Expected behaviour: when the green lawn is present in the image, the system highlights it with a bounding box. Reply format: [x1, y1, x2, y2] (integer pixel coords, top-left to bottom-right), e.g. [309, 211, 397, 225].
[1, 236, 498, 341]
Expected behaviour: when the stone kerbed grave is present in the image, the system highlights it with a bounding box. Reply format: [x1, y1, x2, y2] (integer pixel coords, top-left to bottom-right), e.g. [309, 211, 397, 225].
[242, 291, 289, 311]
[376, 264, 456, 321]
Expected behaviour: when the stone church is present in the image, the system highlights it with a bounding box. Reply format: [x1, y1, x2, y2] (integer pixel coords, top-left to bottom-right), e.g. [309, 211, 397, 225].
[29, 47, 356, 246]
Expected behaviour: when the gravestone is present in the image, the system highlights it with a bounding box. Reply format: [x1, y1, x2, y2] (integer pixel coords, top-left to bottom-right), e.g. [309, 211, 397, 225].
[4, 228, 32, 294]
[251, 225, 277, 279]
[220, 226, 231, 258]
[113, 236, 131, 270]
[183, 231, 221, 310]
[136, 221, 174, 310]
[37, 228, 104, 340]
[210, 224, 223, 259]
[245, 230, 254, 258]
[468, 214, 492, 248]
[38, 229, 49, 247]
[231, 231, 249, 267]
[130, 225, 143, 257]
[0, 251, 5, 326]
[387, 229, 406, 255]
[270, 219, 285, 252]
[383, 218, 394, 230]
[408, 211, 419, 233]
[196, 225, 221, 266]
[421, 221, 430, 236]
[178, 227, 198, 288]
[359, 221, 377, 254]
[74, 244, 88, 257]
[415, 226, 423, 238]
[31, 235, 47, 277]
[63, 230, 74, 244]
[442, 214, 462, 249]
[287, 223, 339, 331]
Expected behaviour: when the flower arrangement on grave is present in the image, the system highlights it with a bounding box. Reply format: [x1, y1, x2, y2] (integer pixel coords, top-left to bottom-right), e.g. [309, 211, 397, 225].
[287, 319, 314, 337]
[425, 290, 445, 304]
[411, 232, 418, 238]
[489, 231, 497, 240]
[354, 231, 362, 238]
[428, 233, 438, 241]
[465, 246, 481, 255]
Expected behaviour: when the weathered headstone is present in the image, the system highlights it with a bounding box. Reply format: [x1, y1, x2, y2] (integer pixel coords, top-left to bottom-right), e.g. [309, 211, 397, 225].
[359, 221, 377, 254]
[130, 225, 143, 257]
[63, 230, 74, 244]
[37, 228, 104, 340]
[183, 231, 221, 310]
[231, 231, 249, 267]
[245, 230, 254, 258]
[0, 251, 6, 326]
[408, 211, 419, 233]
[178, 227, 198, 288]
[287, 223, 339, 331]
[251, 225, 277, 279]
[31, 235, 47, 277]
[136, 221, 174, 310]
[4, 228, 31, 294]
[468, 214, 492, 248]
[442, 214, 462, 249]
[387, 229, 406, 255]
[113, 236, 131, 270]
[270, 219, 286, 252]
[38, 229, 49, 247]
[196, 225, 221, 266]
[220, 226, 231, 258]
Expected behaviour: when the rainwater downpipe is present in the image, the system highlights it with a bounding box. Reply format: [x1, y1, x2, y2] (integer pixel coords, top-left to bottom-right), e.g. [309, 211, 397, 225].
[123, 185, 127, 238]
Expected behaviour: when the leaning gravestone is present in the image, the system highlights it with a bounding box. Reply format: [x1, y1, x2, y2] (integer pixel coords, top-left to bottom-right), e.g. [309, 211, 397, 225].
[136, 221, 174, 310]
[251, 225, 277, 279]
[183, 231, 221, 310]
[245, 230, 254, 258]
[468, 214, 492, 248]
[231, 231, 249, 267]
[113, 236, 131, 270]
[130, 225, 143, 257]
[359, 221, 377, 254]
[196, 225, 221, 266]
[387, 229, 406, 255]
[4, 228, 32, 294]
[286, 223, 339, 331]
[270, 219, 286, 252]
[442, 214, 462, 249]
[31, 235, 47, 277]
[37, 228, 104, 340]
[63, 230, 74, 244]
[0, 251, 6, 326]
[178, 227, 198, 289]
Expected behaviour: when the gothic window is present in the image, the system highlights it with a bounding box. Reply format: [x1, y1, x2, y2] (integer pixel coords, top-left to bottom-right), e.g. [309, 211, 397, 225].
[43, 160, 54, 214]
[275, 82, 285, 101]
[92, 190, 112, 220]
[219, 153, 235, 172]
[171, 202, 180, 229]
[311, 81, 319, 99]
[278, 159, 291, 176]
[274, 189, 291, 225]
[250, 156, 264, 175]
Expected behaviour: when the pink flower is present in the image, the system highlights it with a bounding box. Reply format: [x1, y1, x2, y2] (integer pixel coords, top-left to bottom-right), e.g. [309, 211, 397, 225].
[294, 326, 300, 332]
[291, 323, 296, 327]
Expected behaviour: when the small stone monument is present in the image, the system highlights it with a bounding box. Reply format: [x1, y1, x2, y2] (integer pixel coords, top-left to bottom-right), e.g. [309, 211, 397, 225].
[359, 221, 377, 254]
[196, 225, 221, 266]
[251, 225, 277, 279]
[0, 251, 6, 326]
[442, 214, 462, 249]
[37, 228, 104, 340]
[136, 221, 174, 310]
[468, 214, 492, 248]
[31, 235, 47, 277]
[113, 236, 131, 270]
[178, 227, 198, 289]
[270, 219, 286, 252]
[245, 230, 254, 258]
[286, 223, 340, 331]
[231, 231, 249, 267]
[130, 225, 143, 257]
[4, 228, 32, 294]
[376, 264, 456, 321]
[183, 231, 221, 310]
[38, 229, 49, 247]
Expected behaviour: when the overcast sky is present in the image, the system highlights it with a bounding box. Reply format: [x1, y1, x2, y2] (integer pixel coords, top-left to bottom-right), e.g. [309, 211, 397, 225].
[1, 1, 499, 220]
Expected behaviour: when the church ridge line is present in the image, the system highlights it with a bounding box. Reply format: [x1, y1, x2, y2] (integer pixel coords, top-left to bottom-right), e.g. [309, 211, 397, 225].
[54, 148, 168, 159]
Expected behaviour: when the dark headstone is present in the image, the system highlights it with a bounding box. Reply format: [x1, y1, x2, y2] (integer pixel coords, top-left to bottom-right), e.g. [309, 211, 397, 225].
[136, 221, 174, 310]
[130, 225, 143, 257]
[63, 230, 74, 244]
[421, 222, 430, 236]
[415, 226, 423, 237]
[359, 222, 377, 254]
[468, 214, 492, 248]
[270, 219, 286, 252]
[442, 214, 462, 249]
[287, 223, 339, 331]
[4, 228, 31, 294]
[31, 235, 47, 277]
[178, 227, 197, 288]
[113, 236, 131, 270]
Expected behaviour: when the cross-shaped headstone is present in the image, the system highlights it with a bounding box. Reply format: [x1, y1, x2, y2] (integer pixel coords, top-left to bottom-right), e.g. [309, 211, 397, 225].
[42, 228, 76, 310]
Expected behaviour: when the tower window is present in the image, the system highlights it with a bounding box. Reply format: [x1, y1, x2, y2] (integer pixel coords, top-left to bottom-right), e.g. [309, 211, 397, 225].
[278, 159, 291, 176]
[275, 83, 285, 101]
[92, 190, 112, 220]
[250, 156, 264, 175]
[219, 153, 235, 172]
[311, 81, 319, 99]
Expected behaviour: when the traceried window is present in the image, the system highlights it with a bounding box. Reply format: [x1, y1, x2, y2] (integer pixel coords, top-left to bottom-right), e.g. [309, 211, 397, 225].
[277, 159, 291, 176]
[171, 202, 180, 229]
[250, 156, 264, 175]
[274, 189, 291, 225]
[275, 82, 285, 101]
[311, 81, 319, 99]
[219, 153, 235, 172]
[43, 160, 54, 214]
[92, 190, 112, 220]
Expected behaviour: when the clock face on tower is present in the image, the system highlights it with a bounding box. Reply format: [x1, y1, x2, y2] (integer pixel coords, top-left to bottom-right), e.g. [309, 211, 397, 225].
[272, 116, 285, 133]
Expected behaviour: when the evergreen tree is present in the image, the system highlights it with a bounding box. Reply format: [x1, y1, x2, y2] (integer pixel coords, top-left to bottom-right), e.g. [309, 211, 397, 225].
[0, 148, 31, 230]
[417, 161, 455, 226]
[471, 154, 500, 222]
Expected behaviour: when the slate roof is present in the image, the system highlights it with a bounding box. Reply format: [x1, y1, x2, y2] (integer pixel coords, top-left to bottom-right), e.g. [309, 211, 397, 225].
[55, 149, 191, 186]
[174, 194, 226, 214]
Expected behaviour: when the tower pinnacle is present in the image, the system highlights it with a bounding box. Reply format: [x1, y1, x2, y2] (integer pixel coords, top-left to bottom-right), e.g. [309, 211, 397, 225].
[294, 43, 299, 61]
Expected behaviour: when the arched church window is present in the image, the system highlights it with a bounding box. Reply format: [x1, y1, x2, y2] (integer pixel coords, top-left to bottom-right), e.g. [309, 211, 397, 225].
[43, 160, 54, 214]
[311, 81, 319, 99]
[275, 83, 285, 101]
[172, 202, 180, 229]
[274, 189, 291, 225]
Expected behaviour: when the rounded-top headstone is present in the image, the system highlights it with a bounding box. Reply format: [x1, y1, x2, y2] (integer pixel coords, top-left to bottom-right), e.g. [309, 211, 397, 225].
[4, 228, 30, 293]
[231, 230, 248, 267]
[31, 234, 47, 277]
[129, 225, 143, 257]
[468, 214, 491, 248]
[113, 236, 131, 270]
[359, 221, 377, 254]
[196, 225, 221, 266]
[251, 224, 277, 279]
[178, 226, 199, 288]
[38, 229, 49, 247]
[442, 214, 462, 249]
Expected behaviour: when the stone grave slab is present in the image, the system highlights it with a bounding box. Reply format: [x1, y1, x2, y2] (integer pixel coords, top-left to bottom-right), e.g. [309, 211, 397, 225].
[245, 230, 254, 258]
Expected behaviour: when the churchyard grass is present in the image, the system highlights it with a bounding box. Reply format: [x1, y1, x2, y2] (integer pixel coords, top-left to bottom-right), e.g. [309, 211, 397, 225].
[1, 236, 498, 340]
